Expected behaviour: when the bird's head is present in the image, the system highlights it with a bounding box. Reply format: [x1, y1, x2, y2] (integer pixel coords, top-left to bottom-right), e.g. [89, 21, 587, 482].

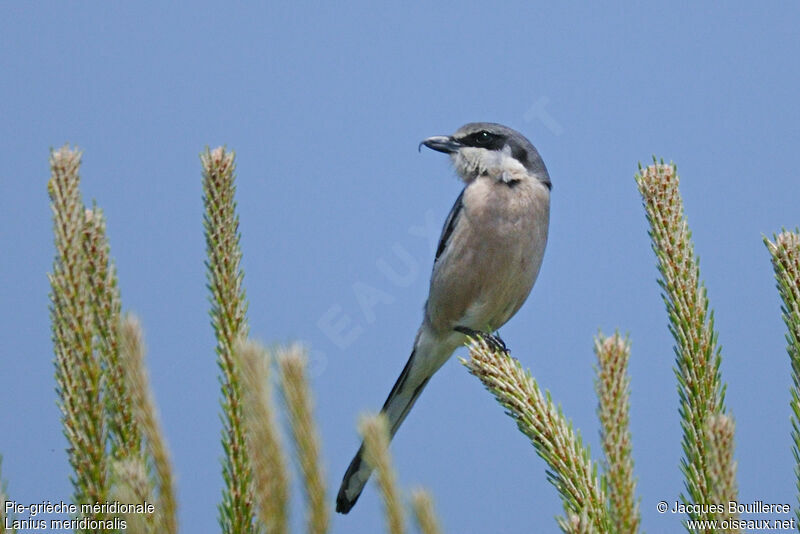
[420, 122, 551, 189]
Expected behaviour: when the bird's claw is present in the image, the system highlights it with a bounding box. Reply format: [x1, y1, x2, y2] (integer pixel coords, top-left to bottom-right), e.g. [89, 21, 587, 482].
[454, 326, 509, 354]
[488, 331, 508, 353]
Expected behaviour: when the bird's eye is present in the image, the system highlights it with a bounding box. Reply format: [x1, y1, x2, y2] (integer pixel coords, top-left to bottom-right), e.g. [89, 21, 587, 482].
[475, 131, 492, 145]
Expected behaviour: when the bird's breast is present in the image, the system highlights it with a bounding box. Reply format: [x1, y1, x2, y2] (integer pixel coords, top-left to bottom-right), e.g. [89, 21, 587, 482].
[426, 176, 550, 333]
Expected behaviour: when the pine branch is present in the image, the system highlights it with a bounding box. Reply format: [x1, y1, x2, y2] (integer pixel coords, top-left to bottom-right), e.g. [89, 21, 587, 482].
[235, 339, 290, 534]
[202, 147, 258, 534]
[359, 414, 404, 534]
[411, 489, 442, 534]
[594, 333, 640, 534]
[461, 335, 610, 533]
[83, 207, 141, 460]
[47, 146, 109, 528]
[703, 414, 738, 528]
[110, 457, 155, 534]
[636, 160, 737, 527]
[278, 346, 329, 534]
[765, 230, 800, 525]
[119, 315, 178, 533]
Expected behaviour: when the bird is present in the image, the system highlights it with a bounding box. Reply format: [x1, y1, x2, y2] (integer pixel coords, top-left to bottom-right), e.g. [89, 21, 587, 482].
[336, 122, 552, 514]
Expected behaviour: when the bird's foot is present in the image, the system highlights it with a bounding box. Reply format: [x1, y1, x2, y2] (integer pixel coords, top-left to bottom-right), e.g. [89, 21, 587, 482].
[454, 326, 509, 354]
[488, 330, 508, 353]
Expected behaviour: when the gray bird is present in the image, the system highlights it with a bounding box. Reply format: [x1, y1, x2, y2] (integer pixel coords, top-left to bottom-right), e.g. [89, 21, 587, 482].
[336, 122, 551, 514]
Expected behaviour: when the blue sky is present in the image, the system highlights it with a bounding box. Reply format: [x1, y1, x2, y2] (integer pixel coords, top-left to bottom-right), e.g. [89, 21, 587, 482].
[2, 2, 800, 532]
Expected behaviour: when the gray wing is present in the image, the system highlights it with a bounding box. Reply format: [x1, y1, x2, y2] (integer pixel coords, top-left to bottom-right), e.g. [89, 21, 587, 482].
[434, 188, 465, 264]
[424, 187, 475, 331]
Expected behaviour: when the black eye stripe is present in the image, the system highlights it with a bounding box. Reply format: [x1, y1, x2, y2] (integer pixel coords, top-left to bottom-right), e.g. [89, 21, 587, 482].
[459, 131, 504, 149]
[473, 131, 492, 145]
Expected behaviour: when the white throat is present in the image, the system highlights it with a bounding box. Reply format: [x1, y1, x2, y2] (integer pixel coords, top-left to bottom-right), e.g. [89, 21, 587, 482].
[451, 145, 528, 184]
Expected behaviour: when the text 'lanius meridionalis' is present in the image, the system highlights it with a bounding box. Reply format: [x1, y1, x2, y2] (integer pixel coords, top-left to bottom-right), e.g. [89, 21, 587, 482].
[336, 122, 551, 514]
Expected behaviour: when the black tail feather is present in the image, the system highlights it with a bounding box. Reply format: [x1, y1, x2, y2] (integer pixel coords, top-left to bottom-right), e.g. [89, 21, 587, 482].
[337, 348, 424, 514]
[336, 444, 365, 514]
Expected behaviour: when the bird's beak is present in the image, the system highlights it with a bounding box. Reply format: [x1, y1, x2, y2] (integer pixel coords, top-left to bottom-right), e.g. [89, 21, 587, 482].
[419, 136, 463, 154]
